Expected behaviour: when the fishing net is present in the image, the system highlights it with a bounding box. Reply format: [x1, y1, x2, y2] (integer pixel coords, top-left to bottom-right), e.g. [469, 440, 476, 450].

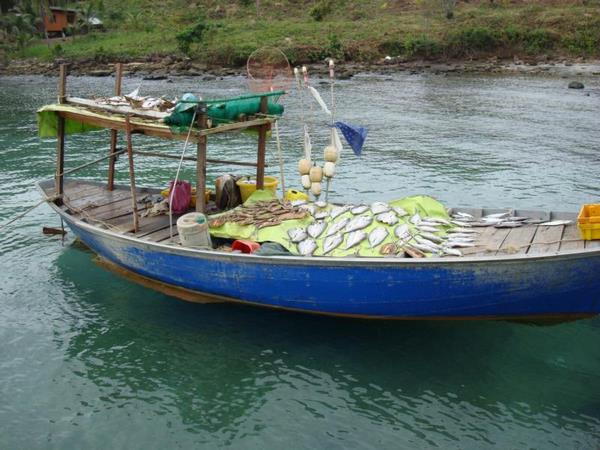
[247, 47, 292, 94]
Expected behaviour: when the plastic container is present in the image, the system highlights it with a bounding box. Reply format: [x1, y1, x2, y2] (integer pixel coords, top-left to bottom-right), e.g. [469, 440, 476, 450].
[284, 189, 309, 202]
[236, 176, 278, 202]
[231, 239, 261, 253]
[161, 187, 212, 207]
[577, 204, 600, 240]
[177, 212, 212, 248]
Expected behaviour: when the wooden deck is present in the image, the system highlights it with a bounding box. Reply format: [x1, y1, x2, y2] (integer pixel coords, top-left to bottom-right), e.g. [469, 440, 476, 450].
[43, 180, 598, 256]
[52, 180, 182, 244]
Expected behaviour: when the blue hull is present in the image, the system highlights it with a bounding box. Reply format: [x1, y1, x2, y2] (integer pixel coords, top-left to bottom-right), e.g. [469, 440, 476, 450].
[58, 209, 600, 320]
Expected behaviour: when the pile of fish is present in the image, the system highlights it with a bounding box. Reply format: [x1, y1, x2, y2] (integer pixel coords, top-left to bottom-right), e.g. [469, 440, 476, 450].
[449, 211, 572, 229]
[284, 200, 481, 258]
[208, 199, 308, 229]
[96, 87, 177, 112]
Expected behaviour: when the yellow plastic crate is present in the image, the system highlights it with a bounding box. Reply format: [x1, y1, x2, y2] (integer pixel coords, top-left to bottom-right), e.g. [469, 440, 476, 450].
[577, 204, 600, 240]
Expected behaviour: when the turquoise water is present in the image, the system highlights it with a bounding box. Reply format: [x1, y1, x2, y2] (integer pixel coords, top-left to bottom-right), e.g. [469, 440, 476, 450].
[1, 73, 600, 449]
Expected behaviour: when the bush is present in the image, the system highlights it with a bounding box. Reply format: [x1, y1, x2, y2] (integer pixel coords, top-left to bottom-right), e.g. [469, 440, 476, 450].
[404, 35, 441, 57]
[176, 17, 208, 55]
[523, 29, 556, 54]
[309, 0, 333, 21]
[450, 27, 497, 55]
[378, 39, 404, 56]
[562, 29, 599, 55]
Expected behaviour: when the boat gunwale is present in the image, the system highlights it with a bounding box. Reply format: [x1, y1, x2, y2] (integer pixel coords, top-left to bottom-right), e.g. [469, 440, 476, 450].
[39, 180, 600, 268]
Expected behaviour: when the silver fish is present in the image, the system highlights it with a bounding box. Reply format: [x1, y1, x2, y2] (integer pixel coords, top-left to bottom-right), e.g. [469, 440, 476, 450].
[290, 199, 307, 207]
[345, 230, 367, 250]
[376, 211, 398, 225]
[322, 234, 343, 255]
[394, 224, 410, 240]
[287, 227, 307, 243]
[344, 215, 373, 233]
[330, 205, 350, 220]
[448, 227, 480, 234]
[351, 205, 369, 215]
[445, 241, 476, 248]
[443, 247, 463, 257]
[368, 226, 389, 248]
[451, 220, 471, 227]
[481, 217, 504, 224]
[370, 202, 390, 215]
[314, 210, 329, 220]
[454, 212, 475, 219]
[299, 204, 316, 216]
[419, 221, 442, 227]
[420, 231, 444, 243]
[415, 235, 441, 250]
[410, 213, 422, 225]
[484, 212, 510, 219]
[494, 221, 523, 228]
[417, 225, 439, 233]
[325, 217, 350, 237]
[541, 220, 572, 226]
[315, 200, 328, 208]
[424, 217, 451, 226]
[307, 221, 327, 239]
[392, 206, 408, 217]
[298, 238, 317, 256]
[446, 233, 474, 240]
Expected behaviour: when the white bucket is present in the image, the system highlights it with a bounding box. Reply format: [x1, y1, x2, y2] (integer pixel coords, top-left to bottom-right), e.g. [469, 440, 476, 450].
[177, 213, 212, 248]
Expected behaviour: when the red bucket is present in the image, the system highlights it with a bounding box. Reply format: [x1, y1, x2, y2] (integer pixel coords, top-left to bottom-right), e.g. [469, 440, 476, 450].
[231, 240, 261, 254]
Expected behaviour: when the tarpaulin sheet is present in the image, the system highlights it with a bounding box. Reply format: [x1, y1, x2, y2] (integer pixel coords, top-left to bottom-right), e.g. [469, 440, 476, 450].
[209, 190, 450, 257]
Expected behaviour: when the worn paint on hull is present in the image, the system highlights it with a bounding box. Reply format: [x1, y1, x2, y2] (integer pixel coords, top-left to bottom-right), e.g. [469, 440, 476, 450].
[55, 205, 600, 320]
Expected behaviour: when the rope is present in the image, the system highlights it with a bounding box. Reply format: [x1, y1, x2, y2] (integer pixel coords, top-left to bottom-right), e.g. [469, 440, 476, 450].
[169, 108, 198, 239]
[273, 119, 286, 197]
[0, 195, 60, 231]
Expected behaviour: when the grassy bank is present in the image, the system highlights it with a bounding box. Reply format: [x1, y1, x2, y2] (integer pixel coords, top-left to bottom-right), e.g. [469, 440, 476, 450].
[8, 0, 600, 67]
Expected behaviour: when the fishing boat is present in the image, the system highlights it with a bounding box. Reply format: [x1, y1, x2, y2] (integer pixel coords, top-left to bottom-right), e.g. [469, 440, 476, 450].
[36, 64, 600, 321]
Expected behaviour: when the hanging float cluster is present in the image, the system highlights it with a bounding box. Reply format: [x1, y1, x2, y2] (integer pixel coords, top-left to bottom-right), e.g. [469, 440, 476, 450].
[294, 60, 341, 201]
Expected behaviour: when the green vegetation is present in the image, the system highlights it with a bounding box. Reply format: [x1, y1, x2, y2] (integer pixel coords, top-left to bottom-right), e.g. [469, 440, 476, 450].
[1, 0, 599, 68]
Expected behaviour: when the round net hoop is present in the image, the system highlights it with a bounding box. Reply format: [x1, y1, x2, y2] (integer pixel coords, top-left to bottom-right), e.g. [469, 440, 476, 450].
[246, 47, 292, 94]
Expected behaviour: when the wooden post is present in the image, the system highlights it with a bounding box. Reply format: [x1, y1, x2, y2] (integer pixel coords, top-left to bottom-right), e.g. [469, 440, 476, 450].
[107, 63, 123, 191]
[55, 64, 67, 202]
[124, 115, 140, 232]
[196, 102, 208, 213]
[256, 95, 268, 190]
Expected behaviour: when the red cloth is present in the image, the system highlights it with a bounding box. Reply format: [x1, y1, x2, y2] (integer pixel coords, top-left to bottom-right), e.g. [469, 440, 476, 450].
[169, 180, 192, 214]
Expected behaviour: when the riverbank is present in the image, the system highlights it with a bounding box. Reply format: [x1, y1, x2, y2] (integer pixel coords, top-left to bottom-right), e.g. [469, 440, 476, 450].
[2, 55, 599, 81]
[2, 1, 599, 81]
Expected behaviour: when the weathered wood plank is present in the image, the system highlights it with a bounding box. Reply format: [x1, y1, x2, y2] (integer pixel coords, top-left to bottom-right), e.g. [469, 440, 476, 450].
[473, 227, 511, 256]
[460, 226, 495, 256]
[66, 188, 132, 209]
[58, 110, 274, 143]
[135, 216, 180, 238]
[560, 224, 585, 252]
[497, 225, 538, 255]
[528, 225, 564, 254]
[139, 225, 179, 243]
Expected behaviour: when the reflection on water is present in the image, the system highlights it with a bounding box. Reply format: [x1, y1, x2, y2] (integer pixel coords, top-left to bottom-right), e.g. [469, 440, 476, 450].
[1, 73, 599, 448]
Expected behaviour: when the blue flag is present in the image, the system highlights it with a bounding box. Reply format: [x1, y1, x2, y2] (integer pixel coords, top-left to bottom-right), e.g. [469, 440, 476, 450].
[334, 121, 368, 156]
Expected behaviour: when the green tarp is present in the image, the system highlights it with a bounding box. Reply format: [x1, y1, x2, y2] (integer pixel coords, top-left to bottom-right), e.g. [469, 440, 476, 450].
[37, 104, 103, 138]
[209, 190, 451, 257]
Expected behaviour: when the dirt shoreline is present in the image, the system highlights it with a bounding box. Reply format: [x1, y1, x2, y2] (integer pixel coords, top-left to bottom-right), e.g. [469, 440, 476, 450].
[2, 55, 600, 80]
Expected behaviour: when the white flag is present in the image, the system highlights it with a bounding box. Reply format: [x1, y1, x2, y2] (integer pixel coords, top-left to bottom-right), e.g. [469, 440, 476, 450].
[307, 86, 331, 116]
[303, 125, 312, 160]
